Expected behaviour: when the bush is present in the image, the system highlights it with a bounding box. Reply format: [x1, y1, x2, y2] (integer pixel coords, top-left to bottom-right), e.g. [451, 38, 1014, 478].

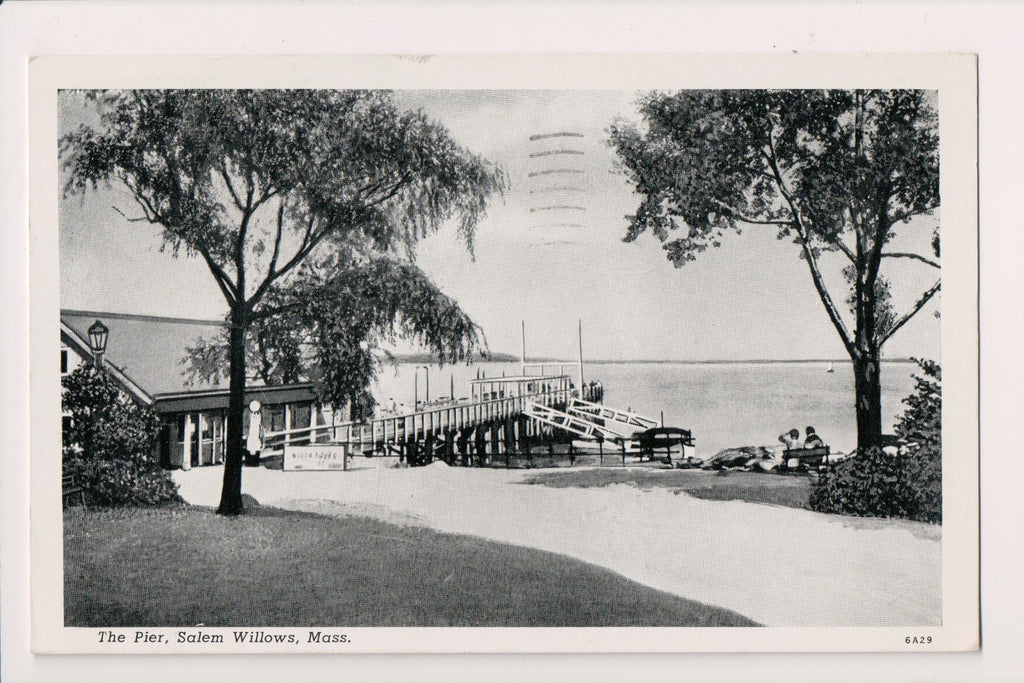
[895, 358, 941, 458]
[808, 447, 940, 522]
[62, 365, 181, 507]
[809, 359, 941, 523]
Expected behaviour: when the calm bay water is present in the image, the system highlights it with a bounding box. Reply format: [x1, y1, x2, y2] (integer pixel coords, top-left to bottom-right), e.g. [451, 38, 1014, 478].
[371, 360, 919, 458]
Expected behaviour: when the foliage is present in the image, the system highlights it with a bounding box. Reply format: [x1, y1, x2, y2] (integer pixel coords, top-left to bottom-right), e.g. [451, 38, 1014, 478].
[809, 359, 941, 522]
[181, 254, 484, 414]
[808, 447, 940, 523]
[894, 358, 942, 455]
[609, 89, 941, 449]
[61, 89, 506, 514]
[62, 365, 181, 507]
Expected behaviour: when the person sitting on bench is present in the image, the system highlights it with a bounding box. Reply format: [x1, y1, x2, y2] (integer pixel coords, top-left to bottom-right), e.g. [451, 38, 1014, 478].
[803, 426, 825, 449]
[776, 428, 802, 470]
[778, 428, 802, 450]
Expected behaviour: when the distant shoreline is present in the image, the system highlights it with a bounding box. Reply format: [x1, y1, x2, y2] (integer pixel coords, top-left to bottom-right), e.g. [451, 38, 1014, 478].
[393, 355, 920, 366]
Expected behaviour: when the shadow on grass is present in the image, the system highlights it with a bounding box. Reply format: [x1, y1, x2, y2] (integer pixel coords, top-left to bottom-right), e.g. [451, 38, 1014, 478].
[521, 468, 812, 511]
[64, 504, 759, 628]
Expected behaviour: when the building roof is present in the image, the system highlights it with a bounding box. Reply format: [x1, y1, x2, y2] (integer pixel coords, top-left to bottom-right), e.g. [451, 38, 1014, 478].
[61, 309, 235, 397]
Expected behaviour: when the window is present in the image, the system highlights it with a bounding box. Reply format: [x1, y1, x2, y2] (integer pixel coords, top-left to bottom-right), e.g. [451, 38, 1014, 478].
[289, 402, 312, 445]
[266, 405, 286, 433]
[290, 402, 311, 430]
[60, 348, 69, 375]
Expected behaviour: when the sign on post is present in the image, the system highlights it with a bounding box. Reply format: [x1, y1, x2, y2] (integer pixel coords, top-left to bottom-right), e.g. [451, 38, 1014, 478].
[283, 444, 349, 471]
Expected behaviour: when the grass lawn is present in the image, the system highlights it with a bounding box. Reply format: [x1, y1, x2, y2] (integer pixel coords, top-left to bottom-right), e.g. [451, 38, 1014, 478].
[521, 468, 813, 510]
[64, 505, 757, 627]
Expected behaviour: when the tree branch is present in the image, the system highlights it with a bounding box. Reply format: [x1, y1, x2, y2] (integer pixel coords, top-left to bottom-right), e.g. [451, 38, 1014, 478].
[709, 198, 793, 226]
[251, 186, 280, 212]
[218, 164, 245, 212]
[879, 279, 941, 344]
[267, 198, 286, 278]
[888, 206, 935, 228]
[112, 204, 157, 224]
[246, 213, 327, 310]
[763, 132, 856, 355]
[119, 182, 239, 306]
[881, 252, 940, 269]
[248, 300, 307, 323]
[194, 243, 239, 307]
[832, 237, 857, 264]
[360, 170, 414, 207]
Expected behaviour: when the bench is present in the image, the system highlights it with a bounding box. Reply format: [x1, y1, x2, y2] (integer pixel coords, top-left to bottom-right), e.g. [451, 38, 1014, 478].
[62, 473, 87, 508]
[780, 446, 831, 472]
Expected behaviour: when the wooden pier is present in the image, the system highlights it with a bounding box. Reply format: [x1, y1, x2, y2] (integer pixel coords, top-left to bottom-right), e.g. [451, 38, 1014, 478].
[261, 373, 603, 465]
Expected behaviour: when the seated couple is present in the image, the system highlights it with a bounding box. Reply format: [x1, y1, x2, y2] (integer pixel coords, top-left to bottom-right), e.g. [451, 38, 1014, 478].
[778, 426, 825, 451]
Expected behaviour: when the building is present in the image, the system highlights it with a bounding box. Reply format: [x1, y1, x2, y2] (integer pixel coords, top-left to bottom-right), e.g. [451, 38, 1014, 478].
[60, 309, 332, 469]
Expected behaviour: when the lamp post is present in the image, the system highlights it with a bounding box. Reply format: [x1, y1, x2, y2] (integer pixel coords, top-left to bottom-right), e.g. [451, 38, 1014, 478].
[87, 319, 109, 369]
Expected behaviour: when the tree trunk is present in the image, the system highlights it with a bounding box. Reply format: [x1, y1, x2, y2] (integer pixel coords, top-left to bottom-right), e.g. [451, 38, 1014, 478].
[852, 223, 884, 452]
[853, 350, 883, 452]
[217, 308, 248, 515]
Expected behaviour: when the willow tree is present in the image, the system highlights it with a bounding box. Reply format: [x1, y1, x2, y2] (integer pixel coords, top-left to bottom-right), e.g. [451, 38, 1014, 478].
[181, 255, 485, 422]
[62, 90, 504, 514]
[610, 90, 939, 450]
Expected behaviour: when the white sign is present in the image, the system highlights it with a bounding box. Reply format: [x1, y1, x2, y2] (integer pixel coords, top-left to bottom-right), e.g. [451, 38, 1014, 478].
[283, 444, 348, 471]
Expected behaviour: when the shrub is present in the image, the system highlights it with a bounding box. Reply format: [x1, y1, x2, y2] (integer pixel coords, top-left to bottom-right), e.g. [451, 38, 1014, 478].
[809, 359, 941, 523]
[808, 447, 940, 522]
[62, 365, 181, 507]
[895, 358, 941, 458]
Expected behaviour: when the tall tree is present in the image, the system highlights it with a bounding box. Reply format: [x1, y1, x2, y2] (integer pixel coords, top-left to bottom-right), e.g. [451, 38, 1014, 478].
[610, 90, 940, 450]
[62, 90, 504, 514]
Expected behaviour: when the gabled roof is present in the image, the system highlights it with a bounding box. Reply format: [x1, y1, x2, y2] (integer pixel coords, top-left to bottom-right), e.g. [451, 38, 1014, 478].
[61, 309, 232, 397]
[61, 321, 155, 405]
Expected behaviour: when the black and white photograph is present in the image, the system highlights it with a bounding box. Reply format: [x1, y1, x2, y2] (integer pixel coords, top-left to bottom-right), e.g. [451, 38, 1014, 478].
[25, 53, 979, 657]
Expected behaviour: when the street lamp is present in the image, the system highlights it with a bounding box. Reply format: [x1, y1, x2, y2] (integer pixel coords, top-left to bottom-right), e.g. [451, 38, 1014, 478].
[87, 319, 109, 369]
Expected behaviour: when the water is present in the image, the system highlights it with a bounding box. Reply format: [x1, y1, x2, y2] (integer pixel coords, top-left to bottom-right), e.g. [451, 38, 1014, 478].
[370, 360, 920, 458]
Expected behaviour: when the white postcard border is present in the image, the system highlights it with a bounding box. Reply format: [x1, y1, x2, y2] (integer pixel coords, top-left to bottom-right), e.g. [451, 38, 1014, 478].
[26, 52, 979, 656]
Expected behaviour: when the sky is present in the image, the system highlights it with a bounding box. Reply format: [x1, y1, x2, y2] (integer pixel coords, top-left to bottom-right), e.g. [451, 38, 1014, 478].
[58, 90, 941, 362]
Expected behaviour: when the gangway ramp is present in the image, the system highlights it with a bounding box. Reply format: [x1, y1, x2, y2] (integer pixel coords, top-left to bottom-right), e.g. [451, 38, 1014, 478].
[524, 401, 627, 443]
[566, 398, 658, 432]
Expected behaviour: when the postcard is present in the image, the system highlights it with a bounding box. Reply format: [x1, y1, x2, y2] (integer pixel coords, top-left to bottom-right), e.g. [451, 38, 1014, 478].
[28, 53, 978, 654]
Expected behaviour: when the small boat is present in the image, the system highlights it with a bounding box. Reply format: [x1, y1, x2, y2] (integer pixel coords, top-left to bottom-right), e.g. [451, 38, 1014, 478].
[826, 362, 835, 373]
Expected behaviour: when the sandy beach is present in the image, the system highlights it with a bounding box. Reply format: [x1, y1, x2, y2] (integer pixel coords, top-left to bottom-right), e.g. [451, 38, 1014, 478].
[173, 461, 941, 627]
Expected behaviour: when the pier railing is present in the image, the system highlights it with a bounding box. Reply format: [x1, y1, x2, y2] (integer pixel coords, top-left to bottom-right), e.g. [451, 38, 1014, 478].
[263, 384, 578, 455]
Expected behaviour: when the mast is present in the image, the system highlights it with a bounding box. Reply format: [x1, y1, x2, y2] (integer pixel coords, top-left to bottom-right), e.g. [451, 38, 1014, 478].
[578, 318, 585, 389]
[521, 320, 526, 374]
